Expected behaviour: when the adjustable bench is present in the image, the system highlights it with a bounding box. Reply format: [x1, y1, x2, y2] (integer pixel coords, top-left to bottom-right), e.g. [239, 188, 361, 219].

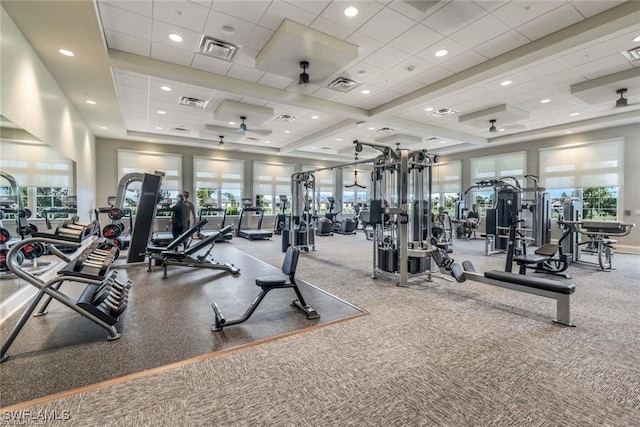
[159, 225, 239, 279]
[146, 218, 208, 272]
[461, 261, 575, 326]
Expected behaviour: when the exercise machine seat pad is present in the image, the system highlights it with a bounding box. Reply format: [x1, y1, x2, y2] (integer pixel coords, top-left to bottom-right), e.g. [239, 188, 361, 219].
[485, 270, 575, 294]
[255, 276, 287, 287]
[535, 244, 559, 257]
[512, 254, 549, 264]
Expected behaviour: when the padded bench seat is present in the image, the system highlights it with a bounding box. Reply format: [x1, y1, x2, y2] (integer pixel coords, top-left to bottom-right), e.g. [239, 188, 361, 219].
[512, 254, 550, 265]
[485, 270, 575, 294]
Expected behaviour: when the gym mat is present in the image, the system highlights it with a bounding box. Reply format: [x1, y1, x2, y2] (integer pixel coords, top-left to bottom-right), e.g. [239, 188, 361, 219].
[0, 246, 365, 407]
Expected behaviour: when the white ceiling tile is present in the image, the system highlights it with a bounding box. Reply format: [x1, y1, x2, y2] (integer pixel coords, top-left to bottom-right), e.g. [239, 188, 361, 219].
[202, 11, 260, 48]
[439, 50, 488, 74]
[415, 38, 468, 64]
[449, 14, 511, 49]
[569, 0, 626, 18]
[346, 32, 384, 58]
[363, 45, 411, 70]
[366, 69, 409, 88]
[151, 20, 202, 52]
[188, 0, 213, 9]
[473, 1, 510, 13]
[225, 64, 265, 83]
[98, 2, 152, 39]
[234, 47, 258, 68]
[150, 42, 195, 67]
[386, 0, 449, 21]
[152, 1, 209, 33]
[211, 0, 271, 25]
[246, 25, 274, 51]
[309, 17, 353, 40]
[114, 70, 149, 88]
[257, 73, 296, 90]
[104, 30, 151, 57]
[284, 0, 331, 15]
[577, 54, 633, 80]
[516, 4, 584, 41]
[492, 1, 565, 28]
[357, 7, 417, 43]
[99, 0, 152, 17]
[388, 23, 444, 55]
[411, 66, 454, 85]
[191, 54, 233, 75]
[317, 0, 384, 31]
[517, 59, 570, 80]
[472, 30, 529, 58]
[421, 1, 487, 36]
[389, 78, 426, 96]
[259, 1, 316, 30]
[285, 82, 323, 96]
[342, 61, 386, 83]
[310, 87, 347, 101]
[238, 96, 270, 107]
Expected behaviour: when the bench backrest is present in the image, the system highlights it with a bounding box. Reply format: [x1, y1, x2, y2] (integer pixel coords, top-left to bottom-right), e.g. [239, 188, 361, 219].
[185, 224, 233, 255]
[282, 245, 299, 278]
[165, 219, 208, 250]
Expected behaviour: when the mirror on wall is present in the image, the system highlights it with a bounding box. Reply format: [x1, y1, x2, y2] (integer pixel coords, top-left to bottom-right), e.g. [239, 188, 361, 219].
[0, 114, 77, 309]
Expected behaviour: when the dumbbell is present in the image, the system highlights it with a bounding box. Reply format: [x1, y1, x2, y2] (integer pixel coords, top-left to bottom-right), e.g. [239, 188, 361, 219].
[17, 223, 38, 238]
[56, 225, 86, 240]
[21, 242, 46, 260]
[91, 278, 131, 305]
[0, 249, 24, 271]
[98, 295, 128, 317]
[102, 223, 123, 239]
[0, 228, 11, 245]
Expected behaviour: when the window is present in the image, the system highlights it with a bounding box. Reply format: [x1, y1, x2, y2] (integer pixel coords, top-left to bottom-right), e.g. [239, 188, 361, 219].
[117, 150, 182, 206]
[0, 141, 75, 219]
[253, 162, 295, 215]
[431, 161, 461, 216]
[539, 139, 623, 220]
[302, 166, 336, 214]
[342, 165, 371, 214]
[194, 157, 244, 215]
[469, 152, 526, 215]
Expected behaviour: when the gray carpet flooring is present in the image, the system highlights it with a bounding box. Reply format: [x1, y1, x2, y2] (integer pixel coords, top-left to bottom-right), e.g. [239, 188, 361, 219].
[2, 233, 640, 426]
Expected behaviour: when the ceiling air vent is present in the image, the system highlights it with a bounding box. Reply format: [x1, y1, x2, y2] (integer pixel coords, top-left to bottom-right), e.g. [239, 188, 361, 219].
[170, 126, 190, 134]
[178, 96, 208, 109]
[375, 127, 395, 134]
[430, 108, 459, 117]
[244, 136, 261, 142]
[198, 35, 240, 61]
[622, 46, 640, 62]
[327, 76, 361, 92]
[274, 114, 296, 122]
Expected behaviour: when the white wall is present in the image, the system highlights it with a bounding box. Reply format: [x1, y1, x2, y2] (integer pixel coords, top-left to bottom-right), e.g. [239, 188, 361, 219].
[0, 6, 96, 221]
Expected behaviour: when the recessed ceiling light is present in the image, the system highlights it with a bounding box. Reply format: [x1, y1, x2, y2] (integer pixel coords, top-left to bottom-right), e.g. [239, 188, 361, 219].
[160, 86, 172, 92]
[58, 48, 75, 57]
[86, 100, 96, 105]
[311, 115, 319, 119]
[336, 138, 342, 141]
[149, 139, 154, 142]
[311, 147, 317, 149]
[540, 99, 551, 103]
[357, 70, 368, 76]
[498, 128, 505, 132]
[440, 140, 446, 144]
[368, 127, 375, 130]
[157, 110, 166, 114]
[570, 112, 580, 116]
[156, 126, 163, 130]
[284, 130, 291, 133]
[361, 89, 371, 94]
[435, 49, 448, 57]
[344, 6, 358, 17]
[168, 33, 183, 42]
[222, 25, 235, 34]
[633, 35, 640, 42]
[500, 80, 512, 86]
[100, 126, 108, 130]
[425, 107, 434, 112]
[265, 141, 270, 144]
[566, 130, 573, 134]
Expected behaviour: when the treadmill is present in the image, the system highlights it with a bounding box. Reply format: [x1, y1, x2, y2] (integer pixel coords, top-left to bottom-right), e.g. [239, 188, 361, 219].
[151, 198, 174, 246]
[237, 200, 272, 241]
[198, 201, 232, 242]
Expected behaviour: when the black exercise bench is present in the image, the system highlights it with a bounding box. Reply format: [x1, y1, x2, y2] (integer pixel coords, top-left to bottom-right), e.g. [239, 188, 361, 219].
[146, 218, 208, 272]
[159, 225, 239, 279]
[211, 245, 319, 331]
[462, 261, 575, 326]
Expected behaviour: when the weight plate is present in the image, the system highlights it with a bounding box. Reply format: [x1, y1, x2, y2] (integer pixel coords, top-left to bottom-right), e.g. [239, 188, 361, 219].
[0, 228, 11, 244]
[108, 208, 125, 220]
[102, 224, 122, 239]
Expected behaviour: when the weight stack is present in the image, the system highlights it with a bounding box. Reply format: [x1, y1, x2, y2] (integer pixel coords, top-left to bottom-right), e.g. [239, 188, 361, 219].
[408, 256, 430, 274]
[378, 247, 398, 273]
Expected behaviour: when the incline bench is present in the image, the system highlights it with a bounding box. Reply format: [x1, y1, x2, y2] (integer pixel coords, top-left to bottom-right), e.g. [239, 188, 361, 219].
[146, 218, 208, 272]
[158, 225, 239, 279]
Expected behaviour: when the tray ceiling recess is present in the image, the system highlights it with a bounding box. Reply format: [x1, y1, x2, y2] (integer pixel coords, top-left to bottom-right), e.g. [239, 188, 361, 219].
[213, 100, 274, 126]
[255, 19, 359, 83]
[570, 68, 640, 106]
[458, 104, 530, 129]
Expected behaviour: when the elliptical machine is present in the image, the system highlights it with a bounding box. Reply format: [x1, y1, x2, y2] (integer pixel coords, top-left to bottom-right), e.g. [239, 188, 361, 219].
[326, 197, 357, 235]
[274, 195, 290, 235]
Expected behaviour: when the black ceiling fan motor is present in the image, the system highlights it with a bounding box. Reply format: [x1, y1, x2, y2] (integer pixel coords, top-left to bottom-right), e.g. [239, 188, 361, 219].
[489, 119, 497, 132]
[299, 61, 309, 84]
[616, 88, 628, 108]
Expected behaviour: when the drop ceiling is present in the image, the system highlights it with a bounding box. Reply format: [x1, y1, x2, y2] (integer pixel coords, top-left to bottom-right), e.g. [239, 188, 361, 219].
[2, 0, 639, 160]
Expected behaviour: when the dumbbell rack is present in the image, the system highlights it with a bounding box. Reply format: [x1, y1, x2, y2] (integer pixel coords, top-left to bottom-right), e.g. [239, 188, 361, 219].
[0, 223, 129, 363]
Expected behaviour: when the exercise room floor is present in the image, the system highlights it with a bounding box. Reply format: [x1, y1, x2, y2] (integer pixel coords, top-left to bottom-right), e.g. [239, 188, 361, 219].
[0, 245, 364, 407]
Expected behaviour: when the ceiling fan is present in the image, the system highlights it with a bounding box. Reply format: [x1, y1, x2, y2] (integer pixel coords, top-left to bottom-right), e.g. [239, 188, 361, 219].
[489, 119, 497, 132]
[615, 88, 629, 108]
[217, 135, 224, 146]
[203, 116, 272, 136]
